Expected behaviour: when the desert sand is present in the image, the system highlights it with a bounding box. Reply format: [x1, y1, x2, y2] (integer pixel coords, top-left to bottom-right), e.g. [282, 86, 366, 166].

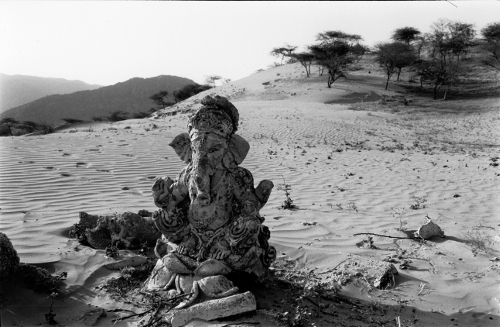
[1, 62, 499, 326]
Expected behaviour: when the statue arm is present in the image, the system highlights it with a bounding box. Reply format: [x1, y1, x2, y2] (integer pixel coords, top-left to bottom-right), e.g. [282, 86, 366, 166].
[152, 168, 189, 209]
[232, 168, 264, 215]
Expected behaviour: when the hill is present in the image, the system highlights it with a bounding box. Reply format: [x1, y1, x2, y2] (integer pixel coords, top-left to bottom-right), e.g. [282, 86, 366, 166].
[0, 75, 196, 126]
[0, 73, 102, 113]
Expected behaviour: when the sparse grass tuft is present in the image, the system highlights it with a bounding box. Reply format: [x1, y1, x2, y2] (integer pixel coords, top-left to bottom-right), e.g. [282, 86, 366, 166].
[391, 207, 408, 231]
[462, 229, 492, 255]
[410, 196, 427, 210]
[347, 201, 358, 213]
[277, 175, 297, 210]
[37, 121, 55, 135]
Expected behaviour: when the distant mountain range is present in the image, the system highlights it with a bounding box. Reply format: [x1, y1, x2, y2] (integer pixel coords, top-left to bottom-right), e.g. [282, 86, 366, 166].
[0, 73, 102, 113]
[0, 75, 196, 126]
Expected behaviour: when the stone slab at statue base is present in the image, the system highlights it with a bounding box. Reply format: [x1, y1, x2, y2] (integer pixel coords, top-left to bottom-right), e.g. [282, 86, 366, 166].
[164, 291, 256, 327]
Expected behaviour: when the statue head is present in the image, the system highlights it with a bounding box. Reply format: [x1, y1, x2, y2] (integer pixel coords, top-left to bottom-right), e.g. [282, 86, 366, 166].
[169, 96, 249, 206]
[169, 96, 249, 168]
[187, 95, 240, 139]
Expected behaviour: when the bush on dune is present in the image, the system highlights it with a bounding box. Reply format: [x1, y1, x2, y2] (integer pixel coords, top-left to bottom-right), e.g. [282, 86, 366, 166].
[106, 111, 129, 122]
[173, 84, 212, 103]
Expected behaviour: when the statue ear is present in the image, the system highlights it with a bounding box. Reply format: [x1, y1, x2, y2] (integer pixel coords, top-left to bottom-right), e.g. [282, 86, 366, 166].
[229, 134, 249, 165]
[169, 133, 192, 163]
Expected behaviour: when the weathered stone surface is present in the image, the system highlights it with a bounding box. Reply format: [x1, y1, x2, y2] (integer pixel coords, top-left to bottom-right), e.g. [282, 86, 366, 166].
[151, 96, 276, 278]
[333, 255, 398, 289]
[146, 96, 276, 308]
[414, 219, 445, 240]
[166, 291, 256, 327]
[0, 232, 20, 281]
[146, 259, 175, 290]
[72, 211, 161, 249]
[77, 307, 107, 326]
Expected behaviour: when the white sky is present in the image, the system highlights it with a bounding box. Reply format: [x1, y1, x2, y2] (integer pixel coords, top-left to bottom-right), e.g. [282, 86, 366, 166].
[1, 1, 498, 86]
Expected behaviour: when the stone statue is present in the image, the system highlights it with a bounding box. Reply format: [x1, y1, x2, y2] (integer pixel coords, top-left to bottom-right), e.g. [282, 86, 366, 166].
[146, 95, 276, 310]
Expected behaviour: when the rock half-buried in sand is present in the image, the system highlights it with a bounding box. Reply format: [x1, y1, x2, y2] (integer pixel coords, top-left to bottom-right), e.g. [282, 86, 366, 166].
[333, 255, 398, 289]
[0, 232, 20, 281]
[414, 218, 445, 240]
[71, 211, 161, 249]
[165, 291, 257, 327]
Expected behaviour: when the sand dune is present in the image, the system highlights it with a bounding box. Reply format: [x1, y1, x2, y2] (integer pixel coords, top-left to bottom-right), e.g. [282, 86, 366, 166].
[1, 62, 499, 326]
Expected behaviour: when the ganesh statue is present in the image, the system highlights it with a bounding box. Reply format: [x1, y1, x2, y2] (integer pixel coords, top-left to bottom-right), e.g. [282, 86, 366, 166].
[145, 95, 276, 310]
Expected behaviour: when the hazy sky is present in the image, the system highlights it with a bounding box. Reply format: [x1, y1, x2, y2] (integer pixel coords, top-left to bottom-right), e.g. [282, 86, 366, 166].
[1, 1, 498, 86]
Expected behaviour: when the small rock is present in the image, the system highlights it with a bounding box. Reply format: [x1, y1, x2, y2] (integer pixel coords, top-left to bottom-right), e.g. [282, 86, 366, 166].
[414, 219, 445, 240]
[333, 255, 398, 289]
[0, 232, 20, 281]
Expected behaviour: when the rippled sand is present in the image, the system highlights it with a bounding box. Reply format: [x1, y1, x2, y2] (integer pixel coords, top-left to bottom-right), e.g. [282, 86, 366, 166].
[1, 63, 499, 326]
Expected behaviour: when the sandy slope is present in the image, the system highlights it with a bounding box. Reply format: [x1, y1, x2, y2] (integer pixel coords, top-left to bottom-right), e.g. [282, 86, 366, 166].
[1, 62, 499, 326]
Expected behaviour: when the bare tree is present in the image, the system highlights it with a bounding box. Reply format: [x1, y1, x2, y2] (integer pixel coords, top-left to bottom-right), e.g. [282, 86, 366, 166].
[376, 42, 416, 89]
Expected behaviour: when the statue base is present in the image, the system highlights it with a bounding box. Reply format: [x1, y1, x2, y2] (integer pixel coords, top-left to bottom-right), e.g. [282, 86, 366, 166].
[163, 291, 256, 327]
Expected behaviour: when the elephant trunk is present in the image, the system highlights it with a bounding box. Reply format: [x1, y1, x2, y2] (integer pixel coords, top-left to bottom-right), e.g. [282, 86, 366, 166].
[192, 154, 213, 206]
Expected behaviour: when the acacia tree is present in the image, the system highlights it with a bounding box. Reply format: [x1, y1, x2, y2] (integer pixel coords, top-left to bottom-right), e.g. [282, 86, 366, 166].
[412, 29, 462, 99]
[173, 84, 212, 103]
[316, 30, 362, 47]
[391, 27, 421, 45]
[309, 30, 365, 87]
[429, 19, 476, 61]
[412, 19, 475, 99]
[376, 42, 416, 89]
[149, 90, 171, 110]
[481, 22, 500, 70]
[414, 35, 428, 60]
[310, 42, 353, 87]
[350, 43, 370, 63]
[289, 52, 315, 77]
[270, 45, 298, 65]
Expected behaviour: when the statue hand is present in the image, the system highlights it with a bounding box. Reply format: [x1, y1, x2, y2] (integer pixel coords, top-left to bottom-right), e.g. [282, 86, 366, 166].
[255, 179, 274, 207]
[209, 243, 231, 260]
[152, 177, 174, 207]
